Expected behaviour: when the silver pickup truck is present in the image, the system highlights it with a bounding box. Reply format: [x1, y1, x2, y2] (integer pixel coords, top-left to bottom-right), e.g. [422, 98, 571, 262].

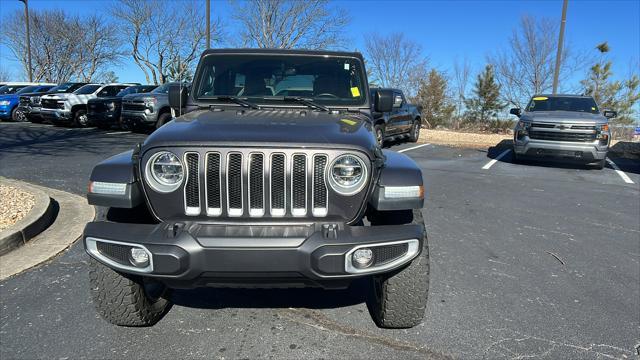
[510, 95, 616, 169]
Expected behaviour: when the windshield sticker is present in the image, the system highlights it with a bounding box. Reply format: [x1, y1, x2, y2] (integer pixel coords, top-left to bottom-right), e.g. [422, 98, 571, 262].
[350, 87, 360, 97]
[344, 63, 350, 70]
[591, 107, 596, 111]
[533, 96, 548, 101]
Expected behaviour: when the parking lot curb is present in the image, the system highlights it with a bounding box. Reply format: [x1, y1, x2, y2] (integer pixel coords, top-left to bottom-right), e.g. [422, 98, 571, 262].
[0, 178, 55, 256]
[0, 179, 94, 280]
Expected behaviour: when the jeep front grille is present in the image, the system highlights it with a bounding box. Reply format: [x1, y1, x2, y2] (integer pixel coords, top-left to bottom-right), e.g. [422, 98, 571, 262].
[183, 150, 330, 218]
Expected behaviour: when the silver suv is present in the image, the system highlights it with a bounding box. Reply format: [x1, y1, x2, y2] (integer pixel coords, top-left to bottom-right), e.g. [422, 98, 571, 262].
[510, 95, 616, 169]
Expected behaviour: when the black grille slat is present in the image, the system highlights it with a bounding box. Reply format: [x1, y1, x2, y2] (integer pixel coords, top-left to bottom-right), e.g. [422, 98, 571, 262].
[122, 102, 146, 111]
[271, 154, 286, 213]
[185, 153, 200, 212]
[531, 122, 555, 128]
[529, 131, 596, 142]
[206, 153, 221, 213]
[373, 243, 409, 266]
[313, 156, 327, 210]
[227, 153, 243, 212]
[292, 155, 306, 212]
[249, 154, 264, 211]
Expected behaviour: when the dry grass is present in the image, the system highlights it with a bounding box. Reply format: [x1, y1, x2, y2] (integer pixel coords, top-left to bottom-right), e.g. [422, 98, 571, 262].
[0, 184, 36, 231]
[419, 129, 511, 149]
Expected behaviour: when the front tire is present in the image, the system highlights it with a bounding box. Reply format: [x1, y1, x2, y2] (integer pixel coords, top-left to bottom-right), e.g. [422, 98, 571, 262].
[73, 109, 89, 127]
[12, 108, 26, 122]
[366, 209, 429, 328]
[593, 159, 606, 170]
[89, 258, 171, 326]
[408, 120, 420, 143]
[156, 112, 172, 129]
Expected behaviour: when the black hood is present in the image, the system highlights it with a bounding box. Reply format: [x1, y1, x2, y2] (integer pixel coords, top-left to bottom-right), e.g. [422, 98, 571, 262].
[142, 109, 376, 155]
[521, 110, 608, 125]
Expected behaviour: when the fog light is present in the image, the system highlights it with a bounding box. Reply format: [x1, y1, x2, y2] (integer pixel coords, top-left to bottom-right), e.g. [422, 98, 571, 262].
[352, 248, 374, 269]
[130, 248, 150, 267]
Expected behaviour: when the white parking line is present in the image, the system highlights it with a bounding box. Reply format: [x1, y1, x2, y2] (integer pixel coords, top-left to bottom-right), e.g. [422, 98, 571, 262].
[105, 131, 131, 135]
[482, 149, 511, 170]
[398, 143, 431, 153]
[606, 158, 634, 184]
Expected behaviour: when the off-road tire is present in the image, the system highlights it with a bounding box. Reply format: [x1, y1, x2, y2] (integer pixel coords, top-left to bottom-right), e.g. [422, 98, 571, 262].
[73, 109, 89, 128]
[408, 120, 420, 143]
[156, 112, 172, 129]
[367, 209, 429, 328]
[89, 258, 171, 326]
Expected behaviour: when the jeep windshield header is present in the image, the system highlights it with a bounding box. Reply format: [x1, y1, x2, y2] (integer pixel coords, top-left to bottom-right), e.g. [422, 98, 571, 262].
[193, 54, 367, 107]
[526, 96, 600, 114]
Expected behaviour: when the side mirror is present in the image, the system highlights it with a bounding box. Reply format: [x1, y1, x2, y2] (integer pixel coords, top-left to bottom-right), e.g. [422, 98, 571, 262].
[603, 110, 617, 119]
[168, 84, 188, 111]
[510, 108, 522, 117]
[374, 89, 393, 113]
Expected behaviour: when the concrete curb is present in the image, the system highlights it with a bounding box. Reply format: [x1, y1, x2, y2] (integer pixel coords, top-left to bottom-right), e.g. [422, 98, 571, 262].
[0, 179, 56, 255]
[0, 179, 94, 280]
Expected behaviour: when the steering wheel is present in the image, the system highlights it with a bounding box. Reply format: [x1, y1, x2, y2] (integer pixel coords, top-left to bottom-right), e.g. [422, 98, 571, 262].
[315, 93, 339, 99]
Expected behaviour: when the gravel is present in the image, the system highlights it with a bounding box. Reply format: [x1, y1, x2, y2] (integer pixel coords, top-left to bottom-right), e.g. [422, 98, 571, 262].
[0, 184, 36, 231]
[420, 129, 511, 148]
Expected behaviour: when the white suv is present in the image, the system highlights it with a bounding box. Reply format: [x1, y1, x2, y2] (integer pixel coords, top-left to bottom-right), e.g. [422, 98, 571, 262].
[40, 83, 138, 127]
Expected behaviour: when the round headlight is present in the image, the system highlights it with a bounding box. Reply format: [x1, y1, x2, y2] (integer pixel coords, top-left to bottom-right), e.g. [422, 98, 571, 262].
[328, 154, 368, 195]
[146, 151, 184, 192]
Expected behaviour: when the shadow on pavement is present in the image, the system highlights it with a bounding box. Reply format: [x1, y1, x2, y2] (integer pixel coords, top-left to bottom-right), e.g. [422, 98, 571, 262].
[170, 278, 369, 310]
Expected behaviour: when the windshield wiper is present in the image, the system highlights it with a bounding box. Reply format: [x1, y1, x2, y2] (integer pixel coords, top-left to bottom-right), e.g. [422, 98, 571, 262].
[263, 96, 330, 112]
[201, 95, 261, 109]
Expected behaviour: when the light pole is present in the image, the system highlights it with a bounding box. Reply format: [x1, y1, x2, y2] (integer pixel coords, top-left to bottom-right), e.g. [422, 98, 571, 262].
[206, 0, 211, 49]
[18, 0, 33, 82]
[552, 0, 568, 95]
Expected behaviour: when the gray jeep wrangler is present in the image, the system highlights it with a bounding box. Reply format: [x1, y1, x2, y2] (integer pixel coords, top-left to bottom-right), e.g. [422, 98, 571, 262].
[84, 49, 429, 328]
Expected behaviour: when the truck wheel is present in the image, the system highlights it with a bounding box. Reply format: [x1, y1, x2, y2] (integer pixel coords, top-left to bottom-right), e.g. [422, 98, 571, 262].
[12, 108, 25, 122]
[89, 258, 171, 326]
[73, 109, 89, 127]
[156, 112, 172, 129]
[374, 124, 385, 147]
[366, 209, 429, 328]
[408, 120, 420, 143]
[593, 159, 606, 170]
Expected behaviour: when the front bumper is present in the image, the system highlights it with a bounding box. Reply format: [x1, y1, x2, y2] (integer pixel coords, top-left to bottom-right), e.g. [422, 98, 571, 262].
[514, 137, 608, 161]
[88, 110, 119, 126]
[121, 110, 155, 128]
[0, 105, 12, 119]
[41, 108, 72, 123]
[83, 221, 424, 289]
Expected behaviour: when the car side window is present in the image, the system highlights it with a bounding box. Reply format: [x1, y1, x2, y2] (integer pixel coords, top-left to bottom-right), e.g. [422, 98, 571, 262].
[393, 92, 403, 109]
[97, 86, 118, 97]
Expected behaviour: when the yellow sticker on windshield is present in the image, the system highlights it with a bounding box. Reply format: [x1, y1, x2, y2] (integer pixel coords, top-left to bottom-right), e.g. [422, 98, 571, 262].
[341, 119, 357, 126]
[350, 87, 361, 97]
[591, 107, 596, 111]
[533, 96, 548, 101]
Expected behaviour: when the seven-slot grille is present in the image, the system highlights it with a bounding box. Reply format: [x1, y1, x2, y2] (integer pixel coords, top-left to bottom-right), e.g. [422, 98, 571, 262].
[529, 130, 596, 142]
[182, 151, 330, 218]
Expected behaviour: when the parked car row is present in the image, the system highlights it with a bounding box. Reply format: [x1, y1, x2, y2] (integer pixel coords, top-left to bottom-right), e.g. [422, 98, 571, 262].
[2, 80, 190, 132]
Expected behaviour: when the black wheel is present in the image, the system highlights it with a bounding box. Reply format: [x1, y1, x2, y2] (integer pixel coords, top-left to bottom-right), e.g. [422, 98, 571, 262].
[374, 124, 385, 147]
[73, 109, 89, 127]
[408, 120, 420, 143]
[366, 209, 429, 328]
[89, 258, 171, 326]
[156, 112, 172, 129]
[593, 159, 606, 170]
[12, 108, 26, 122]
[512, 150, 521, 163]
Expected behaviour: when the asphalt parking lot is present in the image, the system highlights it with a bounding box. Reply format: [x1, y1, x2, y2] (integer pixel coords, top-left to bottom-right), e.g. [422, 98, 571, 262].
[1, 122, 638, 359]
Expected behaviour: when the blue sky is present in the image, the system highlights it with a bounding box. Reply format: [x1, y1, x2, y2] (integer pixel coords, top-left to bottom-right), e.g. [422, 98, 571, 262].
[1, 0, 639, 88]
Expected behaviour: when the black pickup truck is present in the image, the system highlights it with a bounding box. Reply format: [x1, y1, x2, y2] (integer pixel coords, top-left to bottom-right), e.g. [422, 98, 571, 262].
[370, 88, 422, 146]
[84, 48, 429, 329]
[88, 85, 158, 129]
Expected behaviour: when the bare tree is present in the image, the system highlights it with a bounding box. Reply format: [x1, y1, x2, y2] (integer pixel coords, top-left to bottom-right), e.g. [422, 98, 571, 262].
[364, 32, 428, 98]
[0, 66, 13, 82]
[489, 15, 587, 108]
[111, 0, 223, 85]
[229, 0, 349, 49]
[453, 57, 471, 122]
[1, 9, 122, 83]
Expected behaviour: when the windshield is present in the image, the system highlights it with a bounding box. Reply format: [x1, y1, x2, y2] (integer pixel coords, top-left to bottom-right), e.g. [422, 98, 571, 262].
[194, 54, 367, 107]
[0, 85, 28, 94]
[152, 83, 171, 94]
[526, 96, 600, 114]
[74, 84, 100, 95]
[16, 86, 39, 94]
